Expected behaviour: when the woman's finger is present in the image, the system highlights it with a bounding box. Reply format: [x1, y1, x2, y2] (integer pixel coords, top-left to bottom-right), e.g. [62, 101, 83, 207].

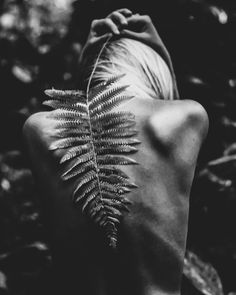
[108, 11, 128, 27]
[126, 14, 152, 26]
[116, 8, 132, 17]
[120, 29, 143, 40]
[91, 18, 120, 35]
[102, 18, 120, 34]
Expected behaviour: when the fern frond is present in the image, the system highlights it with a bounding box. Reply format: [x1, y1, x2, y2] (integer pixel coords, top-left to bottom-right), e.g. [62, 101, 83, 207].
[44, 74, 140, 248]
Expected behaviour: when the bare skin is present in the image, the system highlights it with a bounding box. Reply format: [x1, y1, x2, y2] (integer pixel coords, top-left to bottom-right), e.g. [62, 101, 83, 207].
[23, 9, 209, 295]
[23, 97, 208, 295]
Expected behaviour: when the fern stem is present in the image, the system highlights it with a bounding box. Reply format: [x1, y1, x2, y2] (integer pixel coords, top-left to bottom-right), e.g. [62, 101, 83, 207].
[86, 35, 112, 97]
[85, 35, 113, 216]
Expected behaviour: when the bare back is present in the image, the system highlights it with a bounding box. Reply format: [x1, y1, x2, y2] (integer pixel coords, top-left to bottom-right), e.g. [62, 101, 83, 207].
[23, 97, 208, 295]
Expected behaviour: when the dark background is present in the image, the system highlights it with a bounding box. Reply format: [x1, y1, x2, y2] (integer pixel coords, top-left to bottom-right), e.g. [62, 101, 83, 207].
[0, 0, 236, 294]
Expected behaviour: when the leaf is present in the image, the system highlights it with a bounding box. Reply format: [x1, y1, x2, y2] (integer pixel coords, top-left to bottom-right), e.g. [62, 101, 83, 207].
[96, 145, 138, 155]
[44, 74, 140, 248]
[60, 144, 91, 163]
[49, 136, 91, 150]
[94, 127, 138, 139]
[61, 161, 94, 181]
[43, 100, 87, 112]
[44, 89, 85, 99]
[89, 84, 130, 112]
[97, 155, 138, 166]
[91, 111, 135, 128]
[47, 109, 88, 121]
[184, 250, 224, 295]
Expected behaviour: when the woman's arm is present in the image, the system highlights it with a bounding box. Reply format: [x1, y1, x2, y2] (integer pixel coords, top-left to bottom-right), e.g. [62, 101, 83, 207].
[80, 9, 179, 99]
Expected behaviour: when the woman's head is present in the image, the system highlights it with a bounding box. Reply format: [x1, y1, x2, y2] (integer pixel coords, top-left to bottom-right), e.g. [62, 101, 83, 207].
[80, 37, 174, 100]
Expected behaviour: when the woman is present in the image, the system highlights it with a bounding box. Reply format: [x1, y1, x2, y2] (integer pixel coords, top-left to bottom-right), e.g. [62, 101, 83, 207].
[23, 8, 209, 295]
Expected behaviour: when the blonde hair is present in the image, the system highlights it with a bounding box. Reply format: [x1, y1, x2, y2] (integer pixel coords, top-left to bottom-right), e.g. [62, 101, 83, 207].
[82, 38, 174, 100]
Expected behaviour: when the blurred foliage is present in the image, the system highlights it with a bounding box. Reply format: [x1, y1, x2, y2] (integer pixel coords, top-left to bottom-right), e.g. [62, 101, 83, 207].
[0, 0, 73, 51]
[0, 0, 236, 294]
[183, 250, 224, 295]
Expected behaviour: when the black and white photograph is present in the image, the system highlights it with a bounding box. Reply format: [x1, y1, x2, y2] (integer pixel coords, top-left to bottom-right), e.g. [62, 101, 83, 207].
[0, 0, 235, 294]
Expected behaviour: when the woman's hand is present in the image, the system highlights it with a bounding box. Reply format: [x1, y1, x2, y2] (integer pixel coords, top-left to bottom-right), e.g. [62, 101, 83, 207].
[81, 9, 179, 99]
[96, 8, 133, 35]
[80, 9, 132, 60]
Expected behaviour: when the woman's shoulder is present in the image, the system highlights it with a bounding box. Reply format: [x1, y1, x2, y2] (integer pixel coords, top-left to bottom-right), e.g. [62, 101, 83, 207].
[24, 111, 49, 138]
[23, 111, 57, 150]
[148, 99, 209, 146]
[146, 99, 209, 171]
[23, 100, 209, 140]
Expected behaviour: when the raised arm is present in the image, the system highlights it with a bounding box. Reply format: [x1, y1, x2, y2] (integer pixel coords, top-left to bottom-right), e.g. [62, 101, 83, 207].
[80, 9, 179, 99]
